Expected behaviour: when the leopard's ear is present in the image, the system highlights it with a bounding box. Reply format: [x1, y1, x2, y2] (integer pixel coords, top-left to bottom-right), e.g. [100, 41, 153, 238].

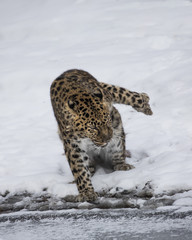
[68, 99, 75, 109]
[93, 88, 103, 100]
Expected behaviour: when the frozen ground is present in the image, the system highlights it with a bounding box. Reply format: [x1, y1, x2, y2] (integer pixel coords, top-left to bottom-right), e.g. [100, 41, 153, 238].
[1, 0, 192, 213]
[0, 209, 192, 240]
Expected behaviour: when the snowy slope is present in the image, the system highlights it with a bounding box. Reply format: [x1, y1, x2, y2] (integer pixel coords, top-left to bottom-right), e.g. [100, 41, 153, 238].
[0, 0, 192, 208]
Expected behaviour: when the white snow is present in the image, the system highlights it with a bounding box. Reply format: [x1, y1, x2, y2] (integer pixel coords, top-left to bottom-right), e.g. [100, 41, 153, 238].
[0, 0, 192, 206]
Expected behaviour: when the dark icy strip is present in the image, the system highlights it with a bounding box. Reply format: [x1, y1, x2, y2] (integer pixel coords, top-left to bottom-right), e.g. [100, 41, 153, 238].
[1, 187, 188, 216]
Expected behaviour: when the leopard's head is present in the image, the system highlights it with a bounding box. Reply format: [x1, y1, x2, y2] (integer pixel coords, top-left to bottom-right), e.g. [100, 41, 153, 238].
[66, 88, 113, 147]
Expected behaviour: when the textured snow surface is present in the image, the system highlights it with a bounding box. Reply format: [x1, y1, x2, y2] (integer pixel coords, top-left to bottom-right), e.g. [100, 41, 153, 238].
[0, 0, 192, 208]
[0, 209, 192, 240]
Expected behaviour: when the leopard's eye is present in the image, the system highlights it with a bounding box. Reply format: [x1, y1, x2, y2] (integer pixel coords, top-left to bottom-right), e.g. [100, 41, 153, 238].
[68, 100, 75, 109]
[87, 123, 96, 130]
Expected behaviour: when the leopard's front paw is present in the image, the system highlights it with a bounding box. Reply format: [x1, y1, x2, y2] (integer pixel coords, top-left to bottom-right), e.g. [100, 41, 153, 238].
[77, 190, 98, 202]
[135, 93, 153, 115]
[141, 93, 153, 115]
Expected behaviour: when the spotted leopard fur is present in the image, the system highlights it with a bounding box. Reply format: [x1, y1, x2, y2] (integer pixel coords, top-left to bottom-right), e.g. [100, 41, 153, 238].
[50, 69, 153, 202]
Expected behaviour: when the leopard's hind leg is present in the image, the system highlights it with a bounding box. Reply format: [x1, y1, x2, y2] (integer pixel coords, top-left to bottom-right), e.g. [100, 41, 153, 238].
[109, 107, 134, 171]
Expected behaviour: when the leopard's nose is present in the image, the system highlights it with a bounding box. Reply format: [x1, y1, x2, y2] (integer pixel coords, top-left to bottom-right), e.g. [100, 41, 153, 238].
[98, 126, 113, 144]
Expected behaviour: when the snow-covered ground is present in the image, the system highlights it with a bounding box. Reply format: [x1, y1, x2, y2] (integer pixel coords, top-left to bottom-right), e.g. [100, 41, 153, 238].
[1, 209, 192, 240]
[0, 0, 192, 209]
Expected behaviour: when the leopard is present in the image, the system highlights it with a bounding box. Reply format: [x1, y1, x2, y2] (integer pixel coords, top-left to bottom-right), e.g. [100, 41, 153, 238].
[50, 69, 153, 202]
